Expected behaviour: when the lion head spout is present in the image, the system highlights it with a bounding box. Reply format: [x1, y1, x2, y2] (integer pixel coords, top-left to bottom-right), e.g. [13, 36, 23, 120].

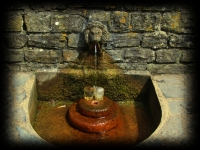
[84, 21, 109, 45]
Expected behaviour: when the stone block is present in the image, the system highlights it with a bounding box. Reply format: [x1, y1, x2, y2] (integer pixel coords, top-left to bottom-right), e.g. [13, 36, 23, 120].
[142, 31, 168, 49]
[28, 34, 66, 49]
[130, 12, 161, 32]
[24, 12, 51, 32]
[51, 13, 85, 32]
[156, 49, 179, 63]
[179, 50, 197, 63]
[63, 49, 79, 62]
[24, 48, 60, 63]
[87, 10, 111, 27]
[111, 33, 141, 48]
[169, 33, 196, 48]
[116, 63, 147, 71]
[105, 50, 124, 62]
[3, 33, 28, 49]
[2, 11, 23, 31]
[161, 11, 196, 33]
[147, 64, 196, 74]
[3, 49, 24, 62]
[110, 11, 130, 32]
[67, 33, 87, 48]
[124, 47, 155, 63]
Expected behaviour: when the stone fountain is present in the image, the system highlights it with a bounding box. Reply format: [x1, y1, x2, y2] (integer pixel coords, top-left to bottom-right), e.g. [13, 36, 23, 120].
[68, 21, 122, 133]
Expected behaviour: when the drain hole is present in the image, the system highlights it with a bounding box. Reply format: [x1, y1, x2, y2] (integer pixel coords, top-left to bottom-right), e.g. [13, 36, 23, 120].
[92, 100, 99, 105]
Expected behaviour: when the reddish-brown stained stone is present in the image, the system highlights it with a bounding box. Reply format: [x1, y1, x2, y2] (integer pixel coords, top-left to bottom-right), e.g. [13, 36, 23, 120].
[68, 99, 121, 133]
[77, 96, 113, 118]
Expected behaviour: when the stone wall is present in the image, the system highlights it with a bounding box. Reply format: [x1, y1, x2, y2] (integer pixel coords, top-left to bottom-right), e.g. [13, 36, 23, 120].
[1, 1, 198, 74]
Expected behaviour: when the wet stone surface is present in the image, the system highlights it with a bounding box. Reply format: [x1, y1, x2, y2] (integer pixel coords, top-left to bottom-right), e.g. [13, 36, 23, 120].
[33, 100, 154, 148]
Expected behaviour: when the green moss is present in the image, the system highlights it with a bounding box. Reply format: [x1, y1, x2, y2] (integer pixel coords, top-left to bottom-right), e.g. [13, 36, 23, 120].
[37, 71, 145, 102]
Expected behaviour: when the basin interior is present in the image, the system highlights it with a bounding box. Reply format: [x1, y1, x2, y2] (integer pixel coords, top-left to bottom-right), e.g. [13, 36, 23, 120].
[32, 70, 161, 148]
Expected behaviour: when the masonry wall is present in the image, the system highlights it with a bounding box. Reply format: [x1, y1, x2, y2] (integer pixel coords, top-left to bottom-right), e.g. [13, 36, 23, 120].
[1, 1, 198, 74]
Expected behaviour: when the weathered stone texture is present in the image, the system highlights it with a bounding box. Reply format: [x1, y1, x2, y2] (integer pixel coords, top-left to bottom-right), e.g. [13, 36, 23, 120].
[142, 31, 168, 49]
[3, 4, 197, 74]
[105, 50, 124, 62]
[111, 33, 142, 48]
[179, 50, 197, 63]
[3, 49, 24, 62]
[3, 33, 28, 48]
[130, 13, 161, 32]
[169, 34, 196, 48]
[110, 11, 130, 32]
[156, 49, 179, 63]
[63, 49, 79, 62]
[124, 47, 155, 63]
[2, 11, 23, 31]
[24, 48, 60, 63]
[24, 12, 51, 32]
[51, 14, 85, 32]
[116, 63, 147, 71]
[147, 64, 196, 74]
[161, 11, 196, 33]
[67, 33, 87, 48]
[28, 34, 66, 48]
[87, 10, 111, 27]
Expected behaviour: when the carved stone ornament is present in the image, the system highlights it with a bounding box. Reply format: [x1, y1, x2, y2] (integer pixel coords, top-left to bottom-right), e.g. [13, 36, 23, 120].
[84, 21, 109, 45]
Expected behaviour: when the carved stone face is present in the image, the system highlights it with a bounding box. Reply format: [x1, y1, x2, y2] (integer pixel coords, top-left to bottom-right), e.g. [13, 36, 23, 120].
[84, 21, 109, 45]
[89, 27, 103, 43]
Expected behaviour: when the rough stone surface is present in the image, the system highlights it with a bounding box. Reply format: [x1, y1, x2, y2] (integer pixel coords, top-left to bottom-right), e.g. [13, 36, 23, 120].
[169, 34, 196, 48]
[25, 12, 51, 32]
[105, 50, 124, 62]
[3, 49, 24, 62]
[156, 49, 179, 63]
[87, 10, 111, 27]
[3, 33, 28, 49]
[116, 63, 147, 71]
[147, 64, 196, 74]
[179, 50, 197, 63]
[24, 48, 60, 63]
[51, 13, 85, 32]
[28, 34, 66, 49]
[111, 33, 142, 47]
[142, 31, 168, 49]
[67, 33, 86, 48]
[161, 11, 196, 33]
[110, 11, 130, 32]
[124, 47, 155, 63]
[63, 49, 79, 62]
[130, 13, 161, 32]
[2, 3, 198, 74]
[2, 11, 23, 31]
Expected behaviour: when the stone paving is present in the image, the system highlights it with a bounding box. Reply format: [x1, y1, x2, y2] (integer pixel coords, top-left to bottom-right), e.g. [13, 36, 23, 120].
[2, 71, 199, 148]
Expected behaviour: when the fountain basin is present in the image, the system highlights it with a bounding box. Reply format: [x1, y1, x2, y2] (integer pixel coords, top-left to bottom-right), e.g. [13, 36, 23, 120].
[5, 70, 162, 148]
